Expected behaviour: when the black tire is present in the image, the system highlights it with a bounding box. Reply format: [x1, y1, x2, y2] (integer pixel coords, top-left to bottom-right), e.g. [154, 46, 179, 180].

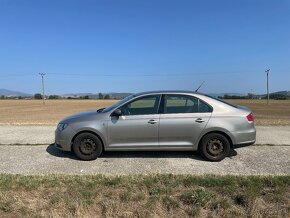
[72, 132, 103, 161]
[199, 133, 230, 162]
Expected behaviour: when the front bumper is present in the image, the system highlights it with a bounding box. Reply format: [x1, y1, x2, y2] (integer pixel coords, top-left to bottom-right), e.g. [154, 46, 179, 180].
[55, 128, 73, 151]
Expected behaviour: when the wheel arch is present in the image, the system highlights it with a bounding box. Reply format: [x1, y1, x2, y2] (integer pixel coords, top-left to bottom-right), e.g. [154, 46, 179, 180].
[198, 130, 234, 149]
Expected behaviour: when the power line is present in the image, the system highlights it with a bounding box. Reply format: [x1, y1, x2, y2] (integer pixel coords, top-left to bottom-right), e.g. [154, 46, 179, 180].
[39, 73, 46, 105]
[0, 71, 246, 77]
[1, 71, 290, 78]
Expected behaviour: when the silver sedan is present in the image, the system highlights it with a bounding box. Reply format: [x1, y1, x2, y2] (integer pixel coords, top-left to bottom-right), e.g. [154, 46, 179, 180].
[55, 91, 256, 161]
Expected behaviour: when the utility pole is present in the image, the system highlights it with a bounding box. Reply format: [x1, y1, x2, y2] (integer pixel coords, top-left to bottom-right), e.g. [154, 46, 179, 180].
[39, 73, 46, 105]
[265, 69, 270, 105]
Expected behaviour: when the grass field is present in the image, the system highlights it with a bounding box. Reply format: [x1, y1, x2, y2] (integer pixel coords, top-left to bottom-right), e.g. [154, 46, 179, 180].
[0, 174, 289, 217]
[0, 99, 115, 125]
[228, 99, 290, 126]
[0, 99, 290, 125]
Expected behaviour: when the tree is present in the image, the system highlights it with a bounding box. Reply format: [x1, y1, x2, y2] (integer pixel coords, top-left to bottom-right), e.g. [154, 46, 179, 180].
[84, 95, 89, 99]
[104, 94, 110, 99]
[49, 95, 60, 99]
[34, 93, 42, 99]
[247, 93, 254, 99]
[98, 93, 103, 99]
[0, 95, 5, 99]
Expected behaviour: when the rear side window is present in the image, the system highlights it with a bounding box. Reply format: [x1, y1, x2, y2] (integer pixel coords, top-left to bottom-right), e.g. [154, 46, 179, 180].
[164, 95, 212, 114]
[164, 95, 198, 113]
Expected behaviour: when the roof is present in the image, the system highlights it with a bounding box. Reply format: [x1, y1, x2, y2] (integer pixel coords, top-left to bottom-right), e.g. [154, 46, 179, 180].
[134, 90, 205, 96]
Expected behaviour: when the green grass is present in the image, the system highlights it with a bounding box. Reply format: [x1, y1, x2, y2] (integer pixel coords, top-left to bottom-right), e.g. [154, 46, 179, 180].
[0, 174, 289, 217]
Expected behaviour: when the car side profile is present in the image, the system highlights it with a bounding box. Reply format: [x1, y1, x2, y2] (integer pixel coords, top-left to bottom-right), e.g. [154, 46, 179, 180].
[55, 91, 256, 161]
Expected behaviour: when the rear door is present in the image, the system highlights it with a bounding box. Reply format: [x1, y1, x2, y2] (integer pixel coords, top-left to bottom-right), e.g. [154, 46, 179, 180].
[159, 94, 212, 148]
[107, 95, 161, 148]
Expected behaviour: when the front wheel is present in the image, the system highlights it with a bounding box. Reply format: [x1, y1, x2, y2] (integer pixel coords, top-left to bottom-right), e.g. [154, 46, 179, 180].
[199, 133, 230, 162]
[72, 133, 103, 161]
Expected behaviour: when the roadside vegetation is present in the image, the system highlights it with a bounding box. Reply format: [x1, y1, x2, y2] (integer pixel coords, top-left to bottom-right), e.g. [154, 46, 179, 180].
[0, 174, 289, 217]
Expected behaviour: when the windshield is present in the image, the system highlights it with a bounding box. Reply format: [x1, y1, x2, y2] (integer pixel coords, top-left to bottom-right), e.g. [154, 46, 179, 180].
[102, 94, 135, 113]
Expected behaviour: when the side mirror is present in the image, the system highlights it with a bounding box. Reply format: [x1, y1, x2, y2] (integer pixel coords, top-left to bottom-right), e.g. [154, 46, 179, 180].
[111, 109, 122, 117]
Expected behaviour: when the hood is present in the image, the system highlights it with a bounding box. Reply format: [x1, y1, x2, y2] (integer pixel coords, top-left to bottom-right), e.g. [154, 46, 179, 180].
[59, 110, 100, 124]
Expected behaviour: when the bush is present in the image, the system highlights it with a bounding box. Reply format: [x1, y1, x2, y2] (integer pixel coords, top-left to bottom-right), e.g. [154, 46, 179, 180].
[34, 93, 42, 99]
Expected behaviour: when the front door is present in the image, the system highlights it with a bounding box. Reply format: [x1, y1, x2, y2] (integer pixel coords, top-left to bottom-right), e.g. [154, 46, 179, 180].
[107, 95, 161, 149]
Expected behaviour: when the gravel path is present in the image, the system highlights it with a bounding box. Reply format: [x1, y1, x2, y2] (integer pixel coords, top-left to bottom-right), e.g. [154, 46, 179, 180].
[0, 125, 289, 175]
[0, 145, 289, 175]
[0, 125, 290, 145]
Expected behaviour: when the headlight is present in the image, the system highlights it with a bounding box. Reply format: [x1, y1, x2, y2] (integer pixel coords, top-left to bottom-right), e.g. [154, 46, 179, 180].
[57, 123, 69, 132]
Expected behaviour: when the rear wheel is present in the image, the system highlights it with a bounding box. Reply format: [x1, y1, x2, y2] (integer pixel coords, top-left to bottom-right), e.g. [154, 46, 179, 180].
[72, 133, 103, 161]
[199, 133, 230, 162]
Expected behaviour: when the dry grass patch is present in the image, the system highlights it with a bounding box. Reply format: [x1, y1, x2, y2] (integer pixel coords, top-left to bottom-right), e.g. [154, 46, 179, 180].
[0, 174, 289, 217]
[228, 99, 290, 125]
[0, 99, 115, 125]
[0, 99, 290, 125]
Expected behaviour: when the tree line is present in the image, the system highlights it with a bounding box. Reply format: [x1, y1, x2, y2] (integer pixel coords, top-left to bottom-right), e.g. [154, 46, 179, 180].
[33, 93, 111, 100]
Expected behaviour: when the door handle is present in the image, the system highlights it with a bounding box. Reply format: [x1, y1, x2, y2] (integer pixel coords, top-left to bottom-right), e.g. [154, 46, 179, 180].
[195, 118, 205, 123]
[148, 119, 158, 124]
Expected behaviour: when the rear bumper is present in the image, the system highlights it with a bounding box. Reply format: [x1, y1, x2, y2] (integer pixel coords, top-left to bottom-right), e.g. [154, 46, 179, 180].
[230, 126, 256, 146]
[234, 140, 255, 148]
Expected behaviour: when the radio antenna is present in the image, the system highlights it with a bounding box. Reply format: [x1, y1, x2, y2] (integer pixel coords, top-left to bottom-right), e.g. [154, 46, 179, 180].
[195, 81, 205, 92]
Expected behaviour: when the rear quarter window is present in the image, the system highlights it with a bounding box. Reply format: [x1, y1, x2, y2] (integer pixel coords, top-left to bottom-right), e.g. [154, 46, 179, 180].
[198, 99, 213, 113]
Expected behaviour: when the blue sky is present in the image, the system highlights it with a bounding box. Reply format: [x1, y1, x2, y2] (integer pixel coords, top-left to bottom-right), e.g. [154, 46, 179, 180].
[0, 0, 289, 95]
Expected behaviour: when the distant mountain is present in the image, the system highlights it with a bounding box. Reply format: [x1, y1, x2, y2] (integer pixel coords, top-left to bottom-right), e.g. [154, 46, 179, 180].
[61, 93, 95, 97]
[270, 90, 290, 97]
[2, 89, 289, 99]
[0, 89, 32, 97]
[108, 92, 132, 99]
[207, 93, 245, 97]
[255, 90, 290, 98]
[61, 92, 132, 99]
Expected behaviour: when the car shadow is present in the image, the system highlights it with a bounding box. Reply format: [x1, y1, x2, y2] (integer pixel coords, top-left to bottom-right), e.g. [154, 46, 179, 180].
[46, 144, 237, 161]
[46, 144, 79, 160]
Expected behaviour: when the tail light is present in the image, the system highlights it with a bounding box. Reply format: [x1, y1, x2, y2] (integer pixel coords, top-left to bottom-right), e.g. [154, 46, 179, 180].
[246, 113, 254, 122]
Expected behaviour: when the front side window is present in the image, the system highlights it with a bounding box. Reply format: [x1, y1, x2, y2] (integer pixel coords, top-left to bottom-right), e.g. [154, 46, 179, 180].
[102, 94, 135, 113]
[119, 95, 161, 116]
[164, 95, 212, 114]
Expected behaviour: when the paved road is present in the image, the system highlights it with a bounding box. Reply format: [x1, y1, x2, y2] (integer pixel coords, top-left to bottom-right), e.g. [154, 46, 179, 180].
[0, 125, 289, 145]
[0, 145, 289, 175]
